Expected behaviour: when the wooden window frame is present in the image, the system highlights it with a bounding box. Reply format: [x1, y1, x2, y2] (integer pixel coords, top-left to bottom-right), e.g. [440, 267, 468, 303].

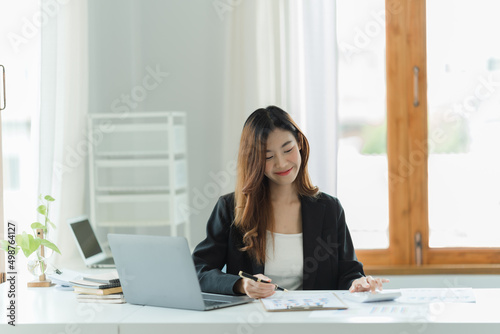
[356, 0, 500, 274]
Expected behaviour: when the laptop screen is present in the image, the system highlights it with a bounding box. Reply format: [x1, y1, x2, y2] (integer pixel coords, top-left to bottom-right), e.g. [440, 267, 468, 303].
[69, 219, 102, 259]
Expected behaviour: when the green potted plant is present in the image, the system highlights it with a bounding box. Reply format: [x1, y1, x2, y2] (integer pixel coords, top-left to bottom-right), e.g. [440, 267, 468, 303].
[1, 194, 61, 287]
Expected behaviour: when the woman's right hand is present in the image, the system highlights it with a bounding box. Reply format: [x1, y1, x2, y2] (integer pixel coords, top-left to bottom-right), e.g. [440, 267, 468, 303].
[235, 274, 276, 299]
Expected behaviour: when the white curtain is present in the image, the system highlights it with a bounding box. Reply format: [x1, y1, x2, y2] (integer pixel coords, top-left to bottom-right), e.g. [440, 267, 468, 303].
[221, 0, 283, 187]
[300, 1, 339, 195]
[222, 0, 338, 195]
[39, 0, 89, 267]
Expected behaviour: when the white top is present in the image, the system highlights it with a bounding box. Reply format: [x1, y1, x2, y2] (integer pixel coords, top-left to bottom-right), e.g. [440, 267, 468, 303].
[264, 230, 303, 290]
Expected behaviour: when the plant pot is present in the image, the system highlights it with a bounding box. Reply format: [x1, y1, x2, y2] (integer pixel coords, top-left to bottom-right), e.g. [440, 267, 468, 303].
[26, 231, 54, 287]
[27, 248, 48, 278]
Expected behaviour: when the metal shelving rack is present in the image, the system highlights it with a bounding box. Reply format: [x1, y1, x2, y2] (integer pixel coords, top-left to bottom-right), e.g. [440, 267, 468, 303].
[88, 111, 190, 242]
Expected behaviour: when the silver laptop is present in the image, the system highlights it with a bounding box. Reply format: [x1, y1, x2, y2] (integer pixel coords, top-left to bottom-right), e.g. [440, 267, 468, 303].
[107, 234, 254, 311]
[67, 216, 115, 268]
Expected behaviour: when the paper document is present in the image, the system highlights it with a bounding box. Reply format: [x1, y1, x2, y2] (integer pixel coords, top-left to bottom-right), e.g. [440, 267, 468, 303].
[47, 269, 83, 287]
[309, 304, 429, 319]
[398, 288, 476, 303]
[260, 292, 347, 311]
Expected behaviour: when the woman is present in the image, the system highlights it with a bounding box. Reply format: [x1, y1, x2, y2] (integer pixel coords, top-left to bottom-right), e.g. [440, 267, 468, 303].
[192, 106, 388, 298]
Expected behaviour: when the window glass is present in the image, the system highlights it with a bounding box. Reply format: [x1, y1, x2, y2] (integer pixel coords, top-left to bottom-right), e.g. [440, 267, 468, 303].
[427, 0, 500, 247]
[0, 0, 39, 227]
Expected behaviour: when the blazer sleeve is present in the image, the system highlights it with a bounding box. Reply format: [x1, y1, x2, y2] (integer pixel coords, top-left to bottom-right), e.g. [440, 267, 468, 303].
[334, 198, 365, 289]
[191, 195, 242, 295]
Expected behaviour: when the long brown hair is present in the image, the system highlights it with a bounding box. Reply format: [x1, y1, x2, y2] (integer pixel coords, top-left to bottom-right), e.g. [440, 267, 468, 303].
[234, 106, 318, 264]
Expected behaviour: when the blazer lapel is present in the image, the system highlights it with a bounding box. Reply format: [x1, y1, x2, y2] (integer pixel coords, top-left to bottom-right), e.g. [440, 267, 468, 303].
[301, 195, 326, 290]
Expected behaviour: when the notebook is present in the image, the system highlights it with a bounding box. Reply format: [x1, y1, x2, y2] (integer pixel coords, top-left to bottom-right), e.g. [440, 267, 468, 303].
[69, 278, 121, 289]
[67, 216, 115, 268]
[107, 234, 254, 311]
[82, 271, 120, 284]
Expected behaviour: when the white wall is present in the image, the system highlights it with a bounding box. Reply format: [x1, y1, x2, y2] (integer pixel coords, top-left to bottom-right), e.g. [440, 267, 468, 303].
[88, 0, 229, 245]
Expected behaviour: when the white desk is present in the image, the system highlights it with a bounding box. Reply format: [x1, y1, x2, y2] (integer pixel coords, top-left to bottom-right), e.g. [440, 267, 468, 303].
[1, 284, 500, 334]
[0, 283, 138, 334]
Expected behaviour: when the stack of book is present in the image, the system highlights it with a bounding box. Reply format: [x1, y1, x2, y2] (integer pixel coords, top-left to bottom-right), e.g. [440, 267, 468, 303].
[70, 271, 125, 304]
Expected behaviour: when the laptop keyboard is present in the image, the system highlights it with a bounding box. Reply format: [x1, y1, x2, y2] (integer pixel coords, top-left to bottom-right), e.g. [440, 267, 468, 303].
[98, 257, 115, 264]
[204, 299, 232, 307]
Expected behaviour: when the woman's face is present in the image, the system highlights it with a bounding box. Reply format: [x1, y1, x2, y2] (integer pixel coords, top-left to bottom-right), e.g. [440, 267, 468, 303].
[264, 128, 302, 187]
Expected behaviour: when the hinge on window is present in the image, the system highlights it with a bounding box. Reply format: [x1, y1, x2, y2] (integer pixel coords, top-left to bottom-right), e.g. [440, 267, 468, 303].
[415, 231, 423, 265]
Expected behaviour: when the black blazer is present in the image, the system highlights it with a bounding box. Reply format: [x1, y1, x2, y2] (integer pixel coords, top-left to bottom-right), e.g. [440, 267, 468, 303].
[192, 192, 365, 295]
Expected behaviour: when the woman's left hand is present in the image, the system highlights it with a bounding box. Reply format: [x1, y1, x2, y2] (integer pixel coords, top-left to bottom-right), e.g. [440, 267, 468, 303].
[349, 276, 390, 293]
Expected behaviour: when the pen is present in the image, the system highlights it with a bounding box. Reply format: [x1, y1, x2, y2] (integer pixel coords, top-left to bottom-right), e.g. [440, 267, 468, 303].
[238, 271, 289, 292]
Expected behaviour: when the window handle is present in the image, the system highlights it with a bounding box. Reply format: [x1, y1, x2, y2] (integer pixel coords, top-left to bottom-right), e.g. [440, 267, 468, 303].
[0, 64, 5, 111]
[415, 231, 423, 265]
[413, 66, 419, 107]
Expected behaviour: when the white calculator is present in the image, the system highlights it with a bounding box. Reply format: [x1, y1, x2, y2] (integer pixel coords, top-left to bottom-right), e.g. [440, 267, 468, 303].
[340, 290, 402, 303]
